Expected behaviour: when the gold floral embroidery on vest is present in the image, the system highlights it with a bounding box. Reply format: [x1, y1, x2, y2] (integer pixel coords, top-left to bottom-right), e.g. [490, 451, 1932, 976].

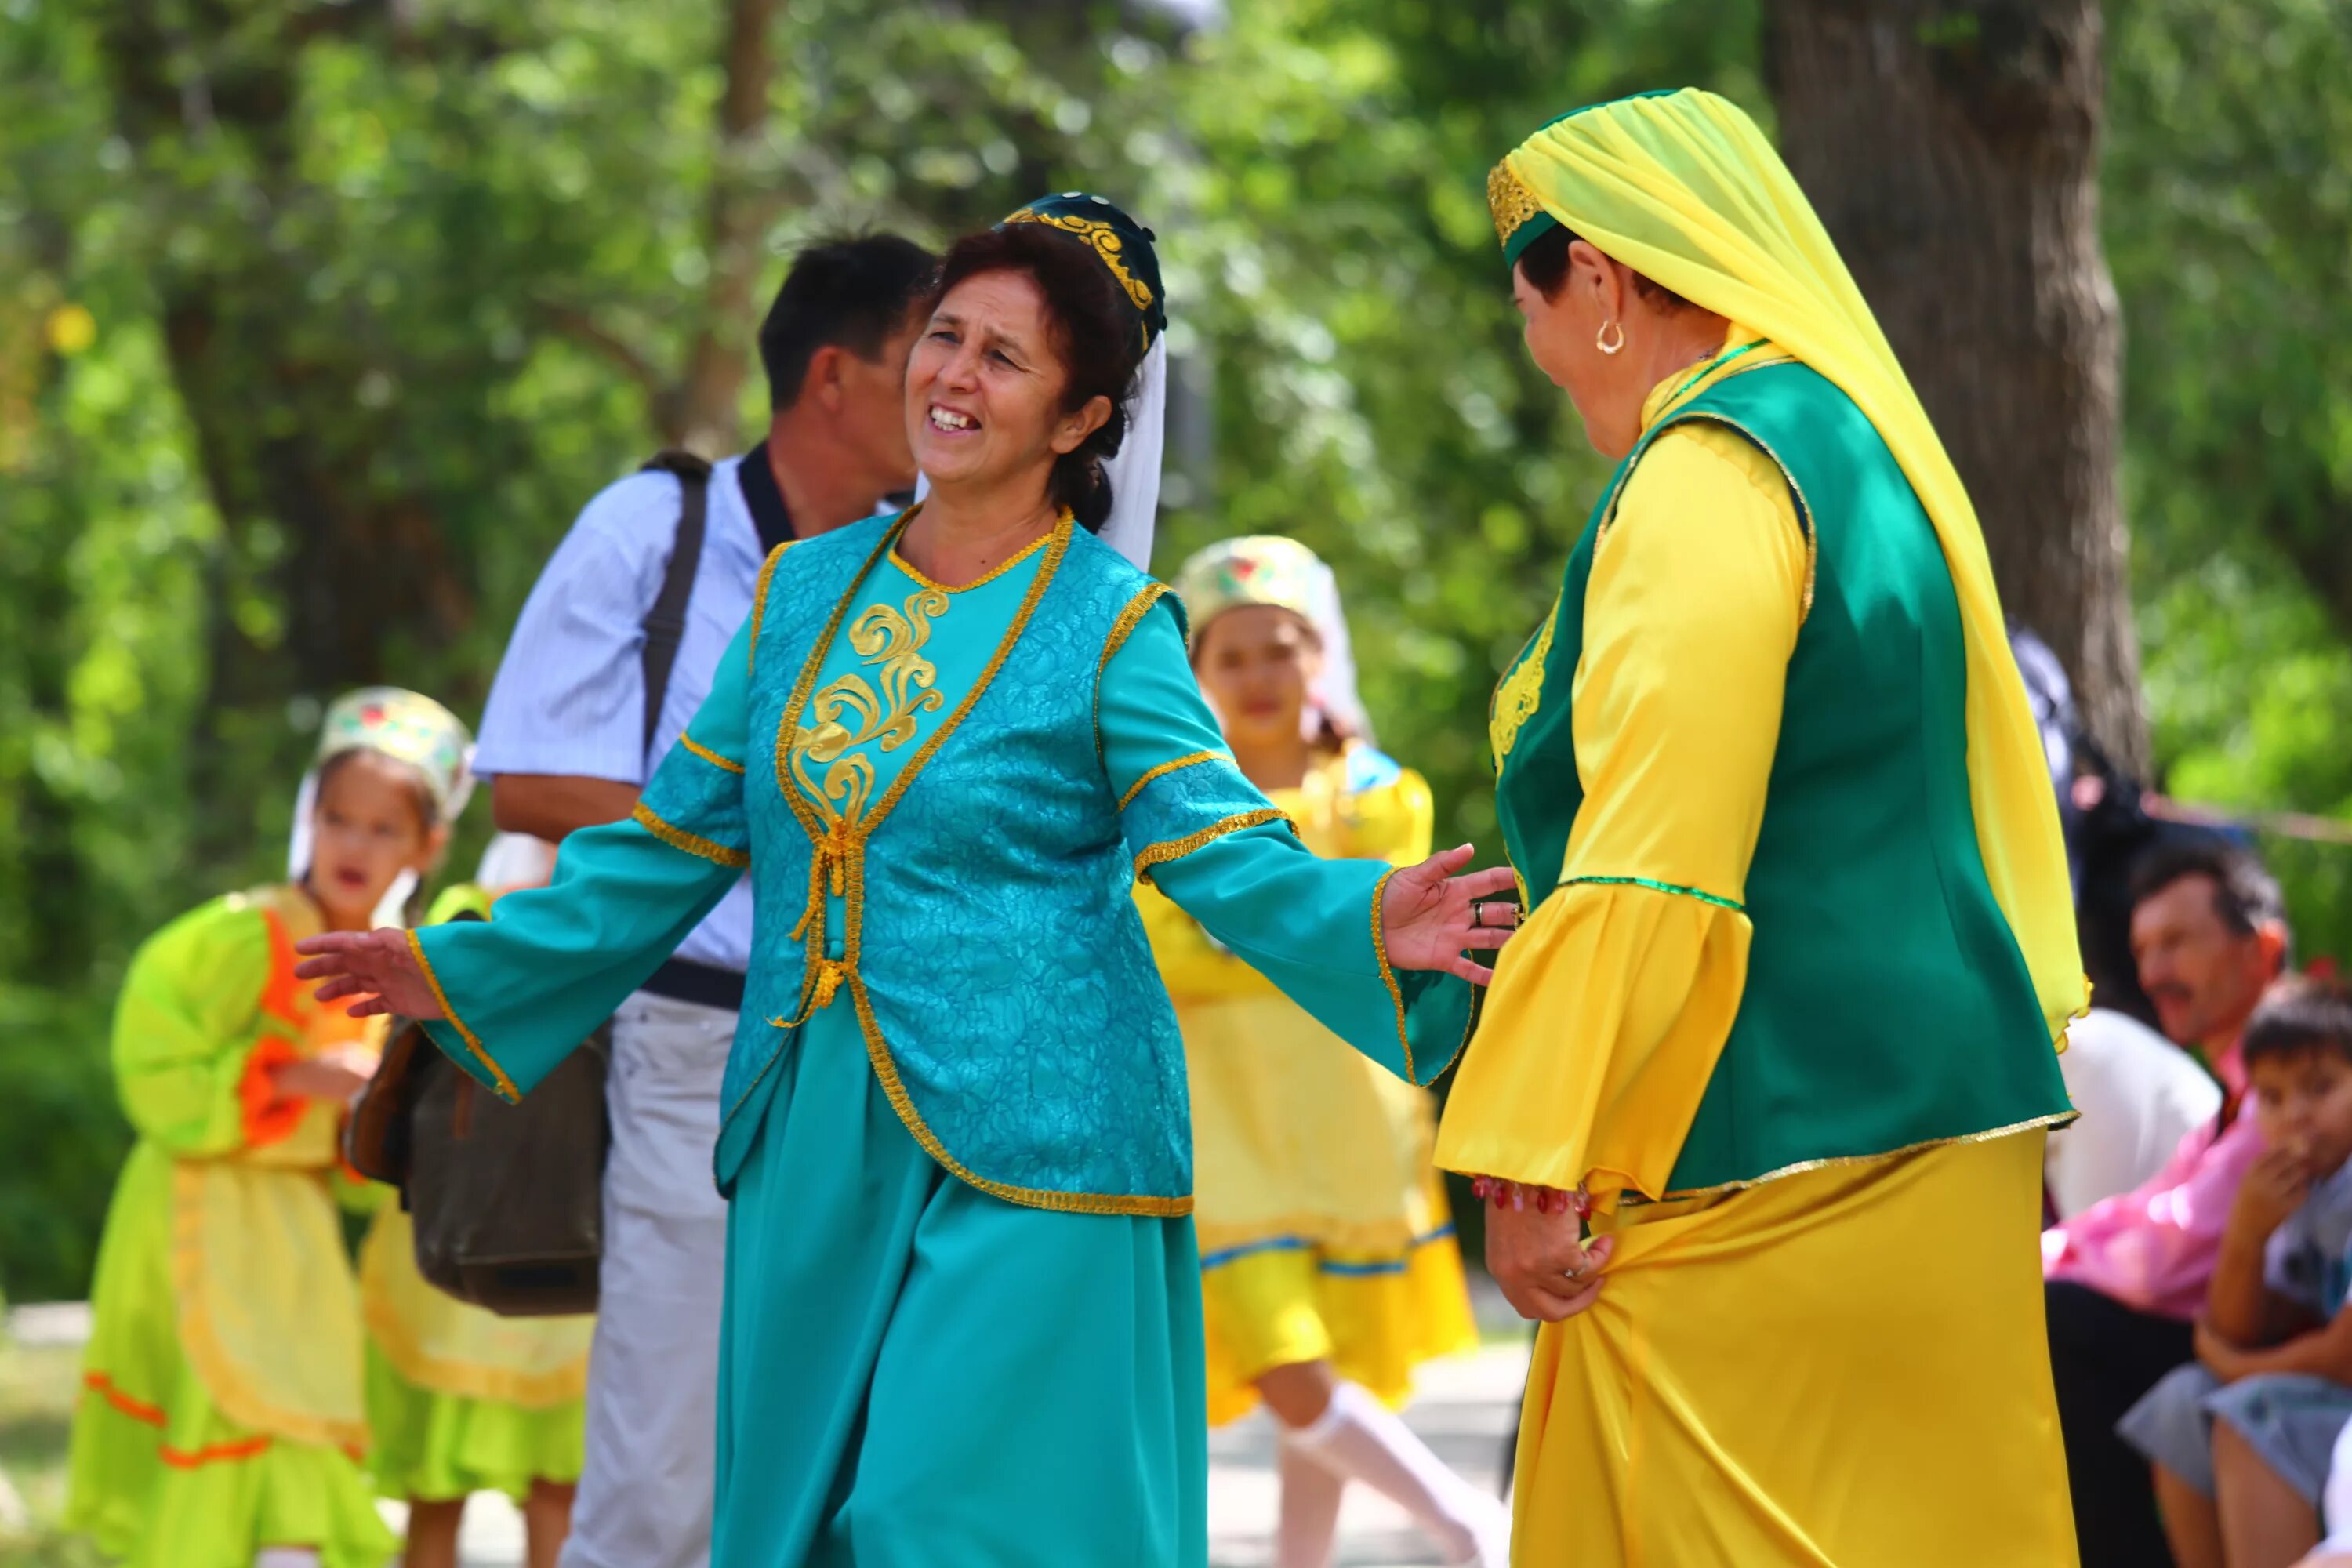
[1489, 596, 1559, 771]
[789, 587, 952, 831]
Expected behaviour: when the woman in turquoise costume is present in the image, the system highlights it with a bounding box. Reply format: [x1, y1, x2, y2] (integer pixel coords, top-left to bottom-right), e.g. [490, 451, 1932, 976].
[295, 195, 1504, 1568]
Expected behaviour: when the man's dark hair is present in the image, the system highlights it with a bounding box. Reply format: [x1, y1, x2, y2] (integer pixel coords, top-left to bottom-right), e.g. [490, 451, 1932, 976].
[2241, 975, 2352, 1072]
[2128, 836, 2288, 940]
[759, 234, 938, 412]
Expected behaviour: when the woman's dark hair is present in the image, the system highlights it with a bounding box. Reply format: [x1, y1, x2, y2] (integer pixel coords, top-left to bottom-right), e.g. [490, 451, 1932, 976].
[1515, 223, 1697, 314]
[759, 233, 940, 412]
[2241, 975, 2352, 1072]
[932, 223, 1145, 531]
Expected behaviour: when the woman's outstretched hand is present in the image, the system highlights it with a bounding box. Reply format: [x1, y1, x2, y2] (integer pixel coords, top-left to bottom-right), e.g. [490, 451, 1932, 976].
[1379, 844, 1521, 985]
[292, 930, 445, 1022]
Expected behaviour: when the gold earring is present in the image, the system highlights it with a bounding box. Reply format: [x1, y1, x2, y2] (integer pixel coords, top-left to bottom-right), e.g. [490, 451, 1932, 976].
[1596, 320, 1626, 356]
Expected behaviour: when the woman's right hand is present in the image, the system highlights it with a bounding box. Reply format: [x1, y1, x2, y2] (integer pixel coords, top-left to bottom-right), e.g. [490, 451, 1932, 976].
[293, 929, 445, 1022]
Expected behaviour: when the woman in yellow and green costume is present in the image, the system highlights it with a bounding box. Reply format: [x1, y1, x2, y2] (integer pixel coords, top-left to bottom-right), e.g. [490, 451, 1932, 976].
[358, 831, 592, 1568]
[64, 688, 473, 1568]
[1142, 536, 1502, 1568]
[1436, 89, 2088, 1563]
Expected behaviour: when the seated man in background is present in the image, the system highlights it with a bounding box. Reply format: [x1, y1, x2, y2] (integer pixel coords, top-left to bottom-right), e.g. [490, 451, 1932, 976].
[2045, 839, 2291, 1567]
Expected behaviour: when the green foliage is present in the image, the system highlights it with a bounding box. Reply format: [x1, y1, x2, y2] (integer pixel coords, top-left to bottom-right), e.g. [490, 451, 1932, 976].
[1, 0, 2348, 1299]
[2107, 0, 2352, 960]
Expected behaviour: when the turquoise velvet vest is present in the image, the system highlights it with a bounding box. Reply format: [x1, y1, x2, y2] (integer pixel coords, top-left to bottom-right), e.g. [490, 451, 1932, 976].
[703, 517, 1266, 1214]
[1494, 361, 2071, 1193]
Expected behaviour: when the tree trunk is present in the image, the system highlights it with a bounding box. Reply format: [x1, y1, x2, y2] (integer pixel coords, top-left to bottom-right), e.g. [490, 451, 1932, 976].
[98, 0, 477, 877]
[1764, 0, 2151, 777]
[668, 0, 786, 455]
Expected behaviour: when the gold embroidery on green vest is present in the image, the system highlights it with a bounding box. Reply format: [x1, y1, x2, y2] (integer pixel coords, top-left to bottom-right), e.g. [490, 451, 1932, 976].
[1488, 597, 1558, 771]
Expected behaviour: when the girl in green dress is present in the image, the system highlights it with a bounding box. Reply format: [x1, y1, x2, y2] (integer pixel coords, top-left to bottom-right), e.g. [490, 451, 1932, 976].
[66, 688, 470, 1568]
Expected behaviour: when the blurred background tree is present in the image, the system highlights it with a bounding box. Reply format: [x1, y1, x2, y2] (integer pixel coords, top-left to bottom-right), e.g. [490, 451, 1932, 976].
[2, 0, 2348, 1298]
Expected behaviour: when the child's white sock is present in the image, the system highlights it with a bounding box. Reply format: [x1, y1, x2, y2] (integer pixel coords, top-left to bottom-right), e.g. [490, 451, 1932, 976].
[252, 1549, 321, 1568]
[1282, 1380, 1511, 1566]
[1274, 1431, 1346, 1568]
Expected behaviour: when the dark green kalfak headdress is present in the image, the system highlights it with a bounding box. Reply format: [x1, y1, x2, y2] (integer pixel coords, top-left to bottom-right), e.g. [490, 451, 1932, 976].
[1001, 192, 1167, 348]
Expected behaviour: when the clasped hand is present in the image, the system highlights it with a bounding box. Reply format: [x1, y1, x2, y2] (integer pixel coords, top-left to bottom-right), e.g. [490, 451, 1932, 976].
[1486, 1199, 1613, 1323]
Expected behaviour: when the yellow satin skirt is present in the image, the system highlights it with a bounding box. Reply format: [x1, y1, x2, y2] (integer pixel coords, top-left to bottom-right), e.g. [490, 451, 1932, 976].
[1510, 1130, 2075, 1566]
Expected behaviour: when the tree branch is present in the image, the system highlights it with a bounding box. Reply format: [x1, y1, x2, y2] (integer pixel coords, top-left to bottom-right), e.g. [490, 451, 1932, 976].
[532, 300, 667, 396]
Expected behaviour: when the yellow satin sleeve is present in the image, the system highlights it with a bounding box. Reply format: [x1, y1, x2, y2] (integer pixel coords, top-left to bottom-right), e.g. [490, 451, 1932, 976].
[1435, 421, 1806, 1202]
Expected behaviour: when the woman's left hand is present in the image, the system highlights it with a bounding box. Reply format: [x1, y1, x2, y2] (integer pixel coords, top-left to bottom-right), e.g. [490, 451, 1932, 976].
[1380, 844, 1521, 985]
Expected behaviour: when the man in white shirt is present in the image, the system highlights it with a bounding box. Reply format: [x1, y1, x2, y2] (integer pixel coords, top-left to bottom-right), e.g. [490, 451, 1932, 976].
[474, 234, 936, 1568]
[2047, 1006, 2226, 1219]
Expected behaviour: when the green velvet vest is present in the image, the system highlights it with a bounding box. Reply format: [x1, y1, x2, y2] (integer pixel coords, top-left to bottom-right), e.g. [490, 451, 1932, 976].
[1492, 360, 2071, 1193]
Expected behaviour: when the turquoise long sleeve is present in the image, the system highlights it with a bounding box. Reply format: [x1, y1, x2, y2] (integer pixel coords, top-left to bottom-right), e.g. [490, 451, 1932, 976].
[413, 819, 736, 1100]
[1099, 601, 1477, 1085]
[413, 612, 758, 1102]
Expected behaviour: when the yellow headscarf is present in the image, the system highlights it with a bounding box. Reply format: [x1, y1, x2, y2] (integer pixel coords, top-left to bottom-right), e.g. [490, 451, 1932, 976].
[1490, 88, 2086, 1041]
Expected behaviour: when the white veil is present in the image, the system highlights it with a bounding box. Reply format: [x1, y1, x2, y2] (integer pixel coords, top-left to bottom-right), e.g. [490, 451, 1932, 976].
[1303, 553, 1372, 745]
[1094, 336, 1166, 571]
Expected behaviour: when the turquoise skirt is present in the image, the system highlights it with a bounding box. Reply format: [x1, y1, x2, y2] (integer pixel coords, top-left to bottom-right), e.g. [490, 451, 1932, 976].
[713, 1007, 1207, 1567]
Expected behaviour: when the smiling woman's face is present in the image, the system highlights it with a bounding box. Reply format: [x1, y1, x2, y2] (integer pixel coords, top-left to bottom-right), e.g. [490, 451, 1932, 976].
[906, 270, 1094, 498]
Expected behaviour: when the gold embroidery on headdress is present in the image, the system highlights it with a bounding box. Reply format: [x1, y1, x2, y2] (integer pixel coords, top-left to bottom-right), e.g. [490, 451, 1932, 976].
[1487, 158, 1544, 250]
[1004, 209, 1156, 314]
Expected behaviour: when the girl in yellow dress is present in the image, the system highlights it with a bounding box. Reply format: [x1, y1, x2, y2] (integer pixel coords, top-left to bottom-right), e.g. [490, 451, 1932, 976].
[1142, 536, 1507, 1568]
[358, 833, 593, 1568]
[65, 688, 471, 1568]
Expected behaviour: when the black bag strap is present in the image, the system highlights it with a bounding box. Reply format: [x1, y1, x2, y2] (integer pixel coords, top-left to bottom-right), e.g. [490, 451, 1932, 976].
[637, 450, 713, 762]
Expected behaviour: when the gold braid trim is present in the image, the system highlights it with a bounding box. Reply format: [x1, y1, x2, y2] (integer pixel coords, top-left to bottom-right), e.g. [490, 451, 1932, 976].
[1094, 582, 1171, 760]
[849, 971, 1192, 1217]
[405, 930, 520, 1105]
[887, 514, 1060, 593]
[1116, 750, 1225, 812]
[1370, 866, 1414, 1081]
[677, 732, 746, 775]
[1487, 158, 1544, 249]
[747, 541, 789, 678]
[1646, 1109, 2082, 1206]
[1004, 209, 1156, 315]
[1133, 808, 1290, 884]
[631, 800, 750, 869]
